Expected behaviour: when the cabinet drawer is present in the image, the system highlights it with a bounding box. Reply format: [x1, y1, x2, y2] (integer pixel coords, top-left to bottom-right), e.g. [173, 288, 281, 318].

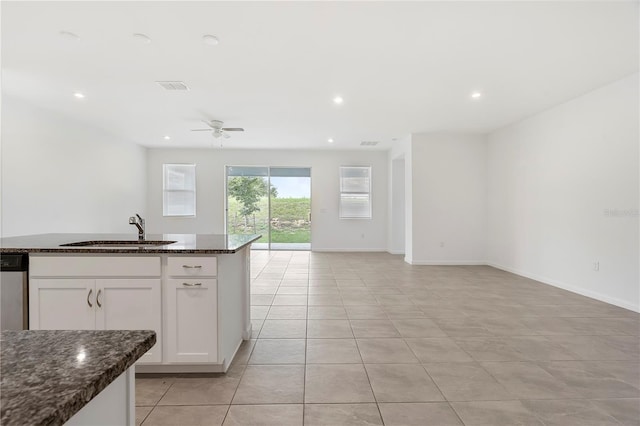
[30, 256, 161, 277]
[167, 257, 217, 277]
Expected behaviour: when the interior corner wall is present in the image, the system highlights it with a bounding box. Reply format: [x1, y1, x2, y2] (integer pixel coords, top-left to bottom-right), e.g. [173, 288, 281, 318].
[389, 158, 406, 255]
[487, 73, 640, 312]
[388, 135, 413, 261]
[145, 148, 388, 251]
[1, 96, 147, 237]
[409, 133, 487, 264]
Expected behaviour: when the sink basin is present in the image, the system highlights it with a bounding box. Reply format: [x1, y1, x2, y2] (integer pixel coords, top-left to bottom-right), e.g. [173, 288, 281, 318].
[60, 240, 177, 248]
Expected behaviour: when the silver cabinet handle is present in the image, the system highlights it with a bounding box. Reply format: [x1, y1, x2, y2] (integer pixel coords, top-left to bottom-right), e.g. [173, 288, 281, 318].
[96, 289, 102, 308]
[87, 289, 93, 307]
[182, 265, 202, 269]
[182, 282, 202, 287]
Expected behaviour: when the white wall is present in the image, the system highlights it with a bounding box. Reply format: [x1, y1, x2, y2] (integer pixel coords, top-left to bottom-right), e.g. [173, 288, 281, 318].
[388, 135, 413, 261]
[146, 148, 388, 251]
[410, 133, 487, 264]
[487, 73, 639, 311]
[389, 157, 405, 254]
[1, 96, 147, 237]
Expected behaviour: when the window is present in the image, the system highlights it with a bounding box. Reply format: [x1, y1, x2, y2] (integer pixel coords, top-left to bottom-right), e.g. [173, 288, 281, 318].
[339, 166, 372, 219]
[163, 164, 196, 216]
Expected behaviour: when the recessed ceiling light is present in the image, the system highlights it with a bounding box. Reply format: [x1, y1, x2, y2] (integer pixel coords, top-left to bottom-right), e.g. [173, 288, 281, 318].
[327, 138, 334, 143]
[471, 91, 482, 99]
[164, 135, 171, 140]
[333, 96, 344, 105]
[59, 31, 79, 41]
[202, 35, 219, 46]
[73, 92, 85, 99]
[132, 33, 152, 44]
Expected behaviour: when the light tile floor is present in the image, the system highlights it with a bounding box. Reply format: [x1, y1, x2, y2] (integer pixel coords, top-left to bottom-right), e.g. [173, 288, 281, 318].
[136, 251, 640, 425]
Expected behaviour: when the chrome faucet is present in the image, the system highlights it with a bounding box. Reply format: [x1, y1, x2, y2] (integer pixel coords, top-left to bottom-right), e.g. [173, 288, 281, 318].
[129, 214, 145, 240]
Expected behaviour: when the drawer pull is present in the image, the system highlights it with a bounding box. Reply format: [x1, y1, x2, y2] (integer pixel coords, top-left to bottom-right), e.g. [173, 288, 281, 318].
[182, 265, 202, 269]
[182, 282, 202, 287]
[87, 289, 93, 307]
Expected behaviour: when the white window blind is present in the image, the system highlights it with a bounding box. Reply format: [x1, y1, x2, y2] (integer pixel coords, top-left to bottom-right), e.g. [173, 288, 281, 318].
[163, 164, 196, 216]
[340, 166, 372, 219]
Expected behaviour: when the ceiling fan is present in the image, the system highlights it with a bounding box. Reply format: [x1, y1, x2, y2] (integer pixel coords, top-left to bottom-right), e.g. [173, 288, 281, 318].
[191, 120, 244, 139]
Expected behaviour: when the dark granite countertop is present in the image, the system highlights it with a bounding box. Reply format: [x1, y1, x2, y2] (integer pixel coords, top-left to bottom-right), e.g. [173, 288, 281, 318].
[0, 233, 261, 254]
[0, 330, 156, 426]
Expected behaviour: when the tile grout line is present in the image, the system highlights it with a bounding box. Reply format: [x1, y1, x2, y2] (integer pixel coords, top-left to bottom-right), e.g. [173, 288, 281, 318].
[417, 359, 466, 426]
[302, 252, 310, 426]
[139, 377, 178, 425]
[350, 277, 387, 426]
[139, 252, 639, 425]
[225, 250, 281, 420]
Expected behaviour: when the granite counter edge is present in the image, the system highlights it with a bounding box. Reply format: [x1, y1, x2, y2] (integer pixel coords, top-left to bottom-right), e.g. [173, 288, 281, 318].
[0, 247, 250, 254]
[0, 238, 258, 254]
[53, 332, 156, 426]
[1, 331, 156, 426]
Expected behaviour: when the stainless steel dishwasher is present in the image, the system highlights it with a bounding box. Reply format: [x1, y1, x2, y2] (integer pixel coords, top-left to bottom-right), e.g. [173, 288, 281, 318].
[1, 253, 29, 330]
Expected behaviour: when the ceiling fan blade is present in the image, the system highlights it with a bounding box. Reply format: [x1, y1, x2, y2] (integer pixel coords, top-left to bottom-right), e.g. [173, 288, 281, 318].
[191, 129, 213, 132]
[221, 128, 244, 132]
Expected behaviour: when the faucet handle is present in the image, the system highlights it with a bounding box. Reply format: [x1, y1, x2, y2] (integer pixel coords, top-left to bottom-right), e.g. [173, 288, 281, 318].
[129, 216, 136, 224]
[136, 213, 143, 222]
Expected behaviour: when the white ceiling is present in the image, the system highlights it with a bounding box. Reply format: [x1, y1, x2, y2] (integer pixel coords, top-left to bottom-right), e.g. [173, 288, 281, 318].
[2, 1, 638, 150]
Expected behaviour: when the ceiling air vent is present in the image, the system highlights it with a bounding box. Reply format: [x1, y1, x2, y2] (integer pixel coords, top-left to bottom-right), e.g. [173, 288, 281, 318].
[360, 141, 379, 146]
[156, 81, 189, 91]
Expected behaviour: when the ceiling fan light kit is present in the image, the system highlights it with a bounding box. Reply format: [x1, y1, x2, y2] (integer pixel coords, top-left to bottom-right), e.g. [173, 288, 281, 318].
[191, 120, 245, 140]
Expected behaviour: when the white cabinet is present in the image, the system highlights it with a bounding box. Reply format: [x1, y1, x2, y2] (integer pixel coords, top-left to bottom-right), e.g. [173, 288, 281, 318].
[165, 255, 218, 364]
[30, 278, 162, 363]
[29, 256, 162, 363]
[167, 256, 217, 277]
[165, 278, 218, 363]
[29, 279, 95, 330]
[96, 280, 162, 363]
[26, 251, 251, 373]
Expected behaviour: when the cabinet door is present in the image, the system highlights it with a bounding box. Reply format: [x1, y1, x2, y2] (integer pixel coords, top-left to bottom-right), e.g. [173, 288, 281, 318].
[166, 278, 218, 363]
[29, 279, 95, 330]
[95, 279, 162, 363]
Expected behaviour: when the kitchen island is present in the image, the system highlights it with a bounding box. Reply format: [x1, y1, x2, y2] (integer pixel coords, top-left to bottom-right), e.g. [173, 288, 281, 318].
[0, 233, 260, 373]
[0, 329, 156, 426]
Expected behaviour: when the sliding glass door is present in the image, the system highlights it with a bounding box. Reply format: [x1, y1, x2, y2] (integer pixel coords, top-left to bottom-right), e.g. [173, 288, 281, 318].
[225, 166, 311, 250]
[269, 167, 311, 250]
[225, 166, 270, 247]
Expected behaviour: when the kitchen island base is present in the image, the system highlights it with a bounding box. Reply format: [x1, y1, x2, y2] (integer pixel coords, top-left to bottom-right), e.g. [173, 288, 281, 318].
[65, 367, 134, 426]
[16, 234, 259, 374]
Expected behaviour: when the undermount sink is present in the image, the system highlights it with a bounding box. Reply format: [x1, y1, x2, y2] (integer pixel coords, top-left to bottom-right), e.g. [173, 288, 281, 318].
[60, 240, 177, 247]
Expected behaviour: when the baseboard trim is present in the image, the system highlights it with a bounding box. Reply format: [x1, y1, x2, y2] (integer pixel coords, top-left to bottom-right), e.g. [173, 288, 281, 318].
[311, 248, 387, 252]
[409, 260, 487, 266]
[242, 323, 252, 341]
[387, 250, 405, 255]
[487, 262, 640, 313]
[253, 245, 640, 312]
[136, 363, 226, 374]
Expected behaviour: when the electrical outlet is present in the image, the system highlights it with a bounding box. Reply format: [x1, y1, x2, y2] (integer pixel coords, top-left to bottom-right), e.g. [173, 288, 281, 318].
[593, 261, 600, 271]
[361, 233, 365, 239]
[440, 242, 445, 248]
